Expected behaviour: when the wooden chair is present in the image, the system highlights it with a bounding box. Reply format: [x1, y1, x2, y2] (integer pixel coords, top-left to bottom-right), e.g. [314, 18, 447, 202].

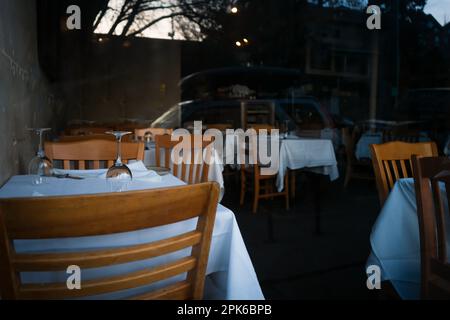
[0, 183, 219, 300]
[370, 141, 438, 206]
[412, 156, 450, 299]
[206, 124, 233, 132]
[57, 134, 133, 143]
[241, 101, 275, 129]
[248, 124, 277, 132]
[239, 131, 289, 213]
[45, 140, 145, 170]
[114, 122, 149, 132]
[240, 164, 289, 214]
[383, 128, 422, 143]
[155, 134, 214, 185]
[342, 127, 374, 188]
[66, 127, 112, 136]
[134, 128, 174, 142]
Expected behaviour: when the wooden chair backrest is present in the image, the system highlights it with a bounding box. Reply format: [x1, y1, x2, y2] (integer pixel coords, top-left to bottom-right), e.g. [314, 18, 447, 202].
[66, 127, 111, 136]
[241, 101, 275, 128]
[0, 183, 220, 300]
[206, 124, 233, 132]
[248, 124, 277, 132]
[383, 128, 422, 143]
[155, 135, 214, 184]
[58, 134, 132, 143]
[370, 141, 438, 206]
[134, 128, 174, 141]
[45, 140, 145, 170]
[412, 156, 450, 299]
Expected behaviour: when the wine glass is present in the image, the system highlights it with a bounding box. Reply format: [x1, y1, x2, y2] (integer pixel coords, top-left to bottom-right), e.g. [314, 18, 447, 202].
[28, 128, 53, 185]
[105, 131, 132, 192]
[280, 120, 289, 139]
[144, 131, 154, 150]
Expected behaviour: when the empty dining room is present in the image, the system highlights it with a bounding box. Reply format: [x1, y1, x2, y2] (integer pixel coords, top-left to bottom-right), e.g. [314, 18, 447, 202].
[1, 0, 450, 312]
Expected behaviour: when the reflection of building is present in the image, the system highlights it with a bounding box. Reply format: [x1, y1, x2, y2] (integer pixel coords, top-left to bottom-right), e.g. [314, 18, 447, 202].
[305, 7, 370, 79]
[303, 6, 374, 120]
[36, 1, 450, 124]
[302, 6, 450, 121]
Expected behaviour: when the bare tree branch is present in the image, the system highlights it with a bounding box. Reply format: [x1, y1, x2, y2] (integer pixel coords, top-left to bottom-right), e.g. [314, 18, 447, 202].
[97, 0, 231, 38]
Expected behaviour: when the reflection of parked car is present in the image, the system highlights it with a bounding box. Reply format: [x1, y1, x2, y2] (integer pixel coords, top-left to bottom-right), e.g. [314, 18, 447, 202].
[151, 97, 338, 146]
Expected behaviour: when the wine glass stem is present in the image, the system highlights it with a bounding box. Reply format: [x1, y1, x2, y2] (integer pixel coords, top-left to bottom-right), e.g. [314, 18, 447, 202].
[116, 136, 123, 166]
[37, 130, 45, 158]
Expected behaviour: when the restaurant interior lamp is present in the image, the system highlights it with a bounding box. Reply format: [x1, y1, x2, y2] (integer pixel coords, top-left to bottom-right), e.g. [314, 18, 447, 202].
[235, 41, 242, 47]
[231, 7, 238, 14]
[243, 38, 249, 44]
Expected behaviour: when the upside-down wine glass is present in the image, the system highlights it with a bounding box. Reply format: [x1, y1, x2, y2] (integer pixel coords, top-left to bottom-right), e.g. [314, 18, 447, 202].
[28, 128, 53, 185]
[105, 131, 133, 192]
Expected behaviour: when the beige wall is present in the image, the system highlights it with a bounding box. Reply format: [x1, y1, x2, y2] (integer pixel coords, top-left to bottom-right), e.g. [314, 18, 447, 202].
[0, 0, 63, 185]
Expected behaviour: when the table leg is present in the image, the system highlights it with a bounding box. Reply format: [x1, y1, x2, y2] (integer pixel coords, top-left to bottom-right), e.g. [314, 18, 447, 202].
[313, 174, 325, 235]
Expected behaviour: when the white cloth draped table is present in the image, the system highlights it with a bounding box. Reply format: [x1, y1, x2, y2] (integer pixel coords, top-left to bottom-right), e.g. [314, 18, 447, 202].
[0, 166, 264, 300]
[355, 132, 383, 160]
[277, 137, 339, 191]
[366, 178, 450, 299]
[444, 134, 450, 156]
[355, 131, 431, 160]
[223, 134, 339, 192]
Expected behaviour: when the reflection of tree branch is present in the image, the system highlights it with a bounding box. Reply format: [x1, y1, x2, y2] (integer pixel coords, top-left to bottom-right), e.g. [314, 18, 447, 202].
[127, 12, 185, 36]
[93, 5, 110, 30]
[107, 0, 135, 35]
[121, 0, 144, 36]
[100, 0, 230, 37]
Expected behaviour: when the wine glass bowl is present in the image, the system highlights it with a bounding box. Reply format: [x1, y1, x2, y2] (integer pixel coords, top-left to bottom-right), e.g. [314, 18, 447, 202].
[105, 131, 133, 191]
[105, 164, 132, 180]
[27, 128, 53, 185]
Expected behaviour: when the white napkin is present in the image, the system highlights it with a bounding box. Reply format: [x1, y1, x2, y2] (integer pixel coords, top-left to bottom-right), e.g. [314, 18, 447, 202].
[97, 161, 162, 182]
[54, 161, 162, 183]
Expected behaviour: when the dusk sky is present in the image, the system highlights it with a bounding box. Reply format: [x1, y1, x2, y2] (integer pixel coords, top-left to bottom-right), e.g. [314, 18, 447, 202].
[96, 0, 450, 40]
[425, 0, 450, 26]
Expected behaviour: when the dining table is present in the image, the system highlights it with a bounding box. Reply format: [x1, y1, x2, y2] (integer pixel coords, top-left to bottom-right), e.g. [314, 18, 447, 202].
[355, 132, 383, 160]
[223, 133, 339, 191]
[0, 161, 264, 300]
[366, 178, 450, 299]
[276, 136, 339, 192]
[444, 134, 450, 156]
[355, 131, 431, 160]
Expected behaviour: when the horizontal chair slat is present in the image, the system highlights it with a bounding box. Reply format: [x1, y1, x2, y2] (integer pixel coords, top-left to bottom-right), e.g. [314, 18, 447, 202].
[13, 231, 202, 271]
[129, 280, 192, 300]
[3, 184, 212, 238]
[18, 256, 196, 300]
[45, 140, 142, 161]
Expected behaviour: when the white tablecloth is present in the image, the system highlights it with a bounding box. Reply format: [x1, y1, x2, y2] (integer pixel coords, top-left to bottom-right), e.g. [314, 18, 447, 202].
[277, 137, 339, 191]
[223, 134, 339, 192]
[0, 167, 264, 300]
[355, 132, 382, 160]
[444, 134, 450, 156]
[355, 131, 431, 160]
[144, 146, 225, 201]
[366, 178, 450, 299]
